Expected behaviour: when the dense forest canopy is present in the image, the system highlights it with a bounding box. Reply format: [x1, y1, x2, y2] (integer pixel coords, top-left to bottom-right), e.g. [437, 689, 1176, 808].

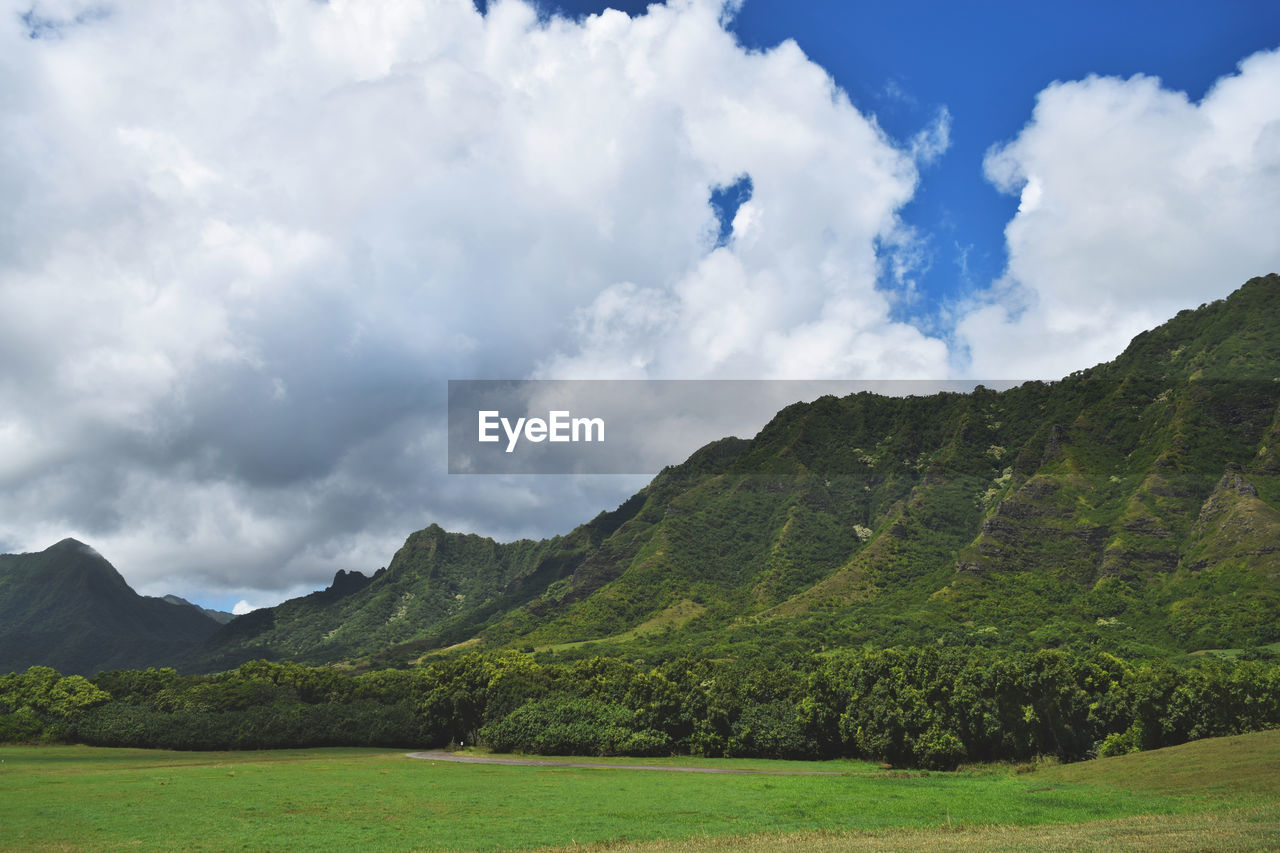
[4, 649, 1278, 770]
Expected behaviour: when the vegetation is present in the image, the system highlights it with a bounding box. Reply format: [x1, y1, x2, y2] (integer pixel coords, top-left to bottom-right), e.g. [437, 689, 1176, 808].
[0, 539, 221, 675]
[189, 526, 569, 673]
[3, 730, 1278, 851]
[3, 650, 1278, 770]
[150, 274, 1280, 672]
[2, 279, 1279, 847]
[4, 277, 1280, 678]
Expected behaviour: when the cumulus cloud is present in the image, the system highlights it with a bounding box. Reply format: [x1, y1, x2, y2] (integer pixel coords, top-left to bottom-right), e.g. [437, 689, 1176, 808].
[0, 0, 946, 604]
[532, 9, 948, 380]
[959, 48, 1280, 377]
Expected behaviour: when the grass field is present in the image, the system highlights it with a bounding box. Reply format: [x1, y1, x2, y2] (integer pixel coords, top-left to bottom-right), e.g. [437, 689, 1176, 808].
[1, 730, 1277, 851]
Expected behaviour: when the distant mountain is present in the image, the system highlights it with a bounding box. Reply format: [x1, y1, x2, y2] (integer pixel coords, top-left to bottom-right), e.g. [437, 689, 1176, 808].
[0, 539, 223, 675]
[183, 527, 575, 671]
[161, 595, 235, 625]
[180, 274, 1280, 670]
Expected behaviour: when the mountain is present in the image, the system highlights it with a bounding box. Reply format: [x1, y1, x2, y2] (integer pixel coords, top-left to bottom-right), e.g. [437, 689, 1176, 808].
[162, 596, 235, 625]
[175, 274, 1280, 670]
[0, 539, 224, 675]
[182, 521, 614, 671]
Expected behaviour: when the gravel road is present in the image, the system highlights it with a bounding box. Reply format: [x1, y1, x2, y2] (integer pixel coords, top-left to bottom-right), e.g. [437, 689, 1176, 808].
[406, 751, 844, 775]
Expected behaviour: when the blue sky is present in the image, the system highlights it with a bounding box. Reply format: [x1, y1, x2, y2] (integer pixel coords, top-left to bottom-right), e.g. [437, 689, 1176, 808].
[550, 0, 1280, 321]
[2, 0, 1278, 608]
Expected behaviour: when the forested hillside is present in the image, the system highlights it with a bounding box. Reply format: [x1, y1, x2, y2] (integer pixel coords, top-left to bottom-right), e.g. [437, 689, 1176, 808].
[0, 540, 222, 675]
[179, 274, 1280, 670]
[5, 276, 1280, 769]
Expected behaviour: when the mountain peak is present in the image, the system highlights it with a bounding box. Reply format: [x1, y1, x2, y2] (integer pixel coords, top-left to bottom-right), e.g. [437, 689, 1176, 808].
[49, 537, 99, 555]
[326, 569, 372, 596]
[1, 540, 223, 674]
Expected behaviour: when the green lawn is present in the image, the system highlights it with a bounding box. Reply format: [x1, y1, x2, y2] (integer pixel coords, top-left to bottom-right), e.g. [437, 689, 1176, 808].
[2, 732, 1277, 851]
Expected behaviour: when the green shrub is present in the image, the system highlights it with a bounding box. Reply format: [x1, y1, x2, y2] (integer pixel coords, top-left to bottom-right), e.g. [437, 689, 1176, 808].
[481, 696, 663, 756]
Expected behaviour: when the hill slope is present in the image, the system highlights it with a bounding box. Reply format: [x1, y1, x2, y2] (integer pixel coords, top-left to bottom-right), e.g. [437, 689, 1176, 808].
[0, 539, 223, 675]
[186, 274, 1280, 668]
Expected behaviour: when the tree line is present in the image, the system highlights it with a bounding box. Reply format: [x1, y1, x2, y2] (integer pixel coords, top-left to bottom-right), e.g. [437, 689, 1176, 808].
[2, 647, 1277, 769]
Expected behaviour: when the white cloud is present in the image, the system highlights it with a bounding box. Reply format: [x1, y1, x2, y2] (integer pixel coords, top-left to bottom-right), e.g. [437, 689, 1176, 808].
[960, 48, 1280, 378]
[532, 25, 951, 379]
[0, 0, 946, 603]
[909, 106, 951, 166]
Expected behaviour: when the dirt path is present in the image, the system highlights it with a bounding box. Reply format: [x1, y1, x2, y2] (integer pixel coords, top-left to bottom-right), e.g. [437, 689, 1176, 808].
[406, 751, 844, 775]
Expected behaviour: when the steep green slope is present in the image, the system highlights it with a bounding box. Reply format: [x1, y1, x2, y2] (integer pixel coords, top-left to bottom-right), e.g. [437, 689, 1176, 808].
[0, 539, 222, 675]
[186, 520, 616, 669]
[190, 274, 1280, 670]
[477, 274, 1280, 657]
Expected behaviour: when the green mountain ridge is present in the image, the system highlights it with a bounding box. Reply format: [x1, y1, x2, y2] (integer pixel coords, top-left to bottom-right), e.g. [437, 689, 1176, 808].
[6, 275, 1280, 674]
[180, 274, 1280, 670]
[0, 539, 223, 675]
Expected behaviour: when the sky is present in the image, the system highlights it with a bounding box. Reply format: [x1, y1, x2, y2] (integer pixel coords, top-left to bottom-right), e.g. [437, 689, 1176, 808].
[2, 0, 1279, 612]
